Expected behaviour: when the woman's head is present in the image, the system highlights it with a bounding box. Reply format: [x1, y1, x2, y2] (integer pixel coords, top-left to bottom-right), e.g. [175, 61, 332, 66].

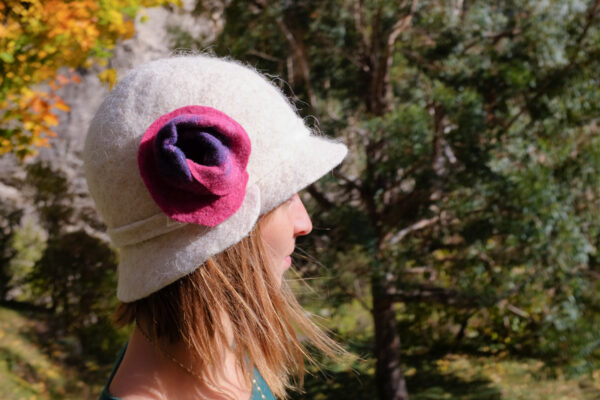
[84, 55, 346, 302]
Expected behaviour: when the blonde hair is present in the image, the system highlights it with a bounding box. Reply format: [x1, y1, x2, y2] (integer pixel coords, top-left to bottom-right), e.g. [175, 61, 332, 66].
[113, 217, 343, 398]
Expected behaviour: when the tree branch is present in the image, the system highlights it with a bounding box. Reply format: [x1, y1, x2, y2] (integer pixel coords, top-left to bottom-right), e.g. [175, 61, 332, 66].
[387, 285, 473, 307]
[571, 0, 600, 62]
[370, 0, 419, 114]
[506, 303, 529, 318]
[354, 0, 370, 58]
[386, 274, 535, 311]
[384, 216, 439, 247]
[246, 49, 282, 64]
[340, 283, 372, 313]
[336, 171, 363, 193]
[305, 183, 336, 210]
[275, 13, 317, 109]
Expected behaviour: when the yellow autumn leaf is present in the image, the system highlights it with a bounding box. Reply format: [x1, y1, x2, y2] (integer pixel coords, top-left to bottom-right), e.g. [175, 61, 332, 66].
[0, 0, 178, 159]
[98, 68, 118, 90]
[42, 113, 59, 126]
[45, 367, 59, 379]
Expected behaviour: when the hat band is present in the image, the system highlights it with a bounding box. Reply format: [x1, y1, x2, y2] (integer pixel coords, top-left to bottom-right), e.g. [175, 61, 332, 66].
[107, 213, 199, 247]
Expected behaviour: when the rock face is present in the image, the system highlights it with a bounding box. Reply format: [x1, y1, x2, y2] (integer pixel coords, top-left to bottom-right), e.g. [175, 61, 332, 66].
[0, 2, 217, 233]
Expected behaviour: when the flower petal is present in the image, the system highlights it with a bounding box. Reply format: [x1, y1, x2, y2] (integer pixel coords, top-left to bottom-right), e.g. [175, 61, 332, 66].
[138, 106, 251, 226]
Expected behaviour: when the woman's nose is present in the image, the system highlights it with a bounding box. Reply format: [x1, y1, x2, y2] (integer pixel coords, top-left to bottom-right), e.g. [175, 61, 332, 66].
[291, 194, 313, 237]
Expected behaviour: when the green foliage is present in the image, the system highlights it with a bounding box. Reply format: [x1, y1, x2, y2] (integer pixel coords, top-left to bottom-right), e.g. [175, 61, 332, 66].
[25, 162, 73, 236]
[0, 203, 23, 300]
[196, 0, 600, 390]
[0, 305, 112, 399]
[29, 231, 118, 334]
[18, 162, 125, 363]
[6, 219, 46, 302]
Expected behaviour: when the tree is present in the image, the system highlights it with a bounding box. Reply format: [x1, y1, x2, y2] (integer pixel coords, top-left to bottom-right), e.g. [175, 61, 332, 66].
[181, 1, 600, 399]
[29, 230, 118, 334]
[0, 203, 23, 300]
[24, 161, 123, 360]
[0, 0, 176, 158]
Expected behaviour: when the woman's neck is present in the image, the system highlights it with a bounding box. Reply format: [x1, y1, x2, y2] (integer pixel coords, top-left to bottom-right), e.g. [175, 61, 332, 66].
[109, 326, 251, 400]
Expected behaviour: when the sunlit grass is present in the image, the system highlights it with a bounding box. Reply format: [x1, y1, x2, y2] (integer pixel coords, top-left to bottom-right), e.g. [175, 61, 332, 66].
[294, 351, 600, 400]
[410, 354, 600, 400]
[0, 306, 101, 400]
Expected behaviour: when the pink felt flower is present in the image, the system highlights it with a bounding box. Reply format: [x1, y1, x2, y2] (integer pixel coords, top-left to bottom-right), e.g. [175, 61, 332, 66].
[138, 106, 251, 227]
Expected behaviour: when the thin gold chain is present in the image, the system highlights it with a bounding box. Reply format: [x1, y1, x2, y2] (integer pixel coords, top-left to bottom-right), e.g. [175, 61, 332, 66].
[137, 326, 266, 399]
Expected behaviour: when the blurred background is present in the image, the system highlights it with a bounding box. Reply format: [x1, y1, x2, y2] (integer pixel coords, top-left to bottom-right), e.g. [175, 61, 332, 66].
[1, 1, 600, 399]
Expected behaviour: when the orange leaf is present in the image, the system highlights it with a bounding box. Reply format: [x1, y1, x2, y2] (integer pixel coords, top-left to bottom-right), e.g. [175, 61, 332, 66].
[55, 74, 70, 85]
[42, 113, 59, 126]
[54, 100, 70, 112]
[31, 97, 46, 113]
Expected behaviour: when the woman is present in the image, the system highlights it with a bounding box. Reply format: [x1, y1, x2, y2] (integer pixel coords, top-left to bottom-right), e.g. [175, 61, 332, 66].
[83, 55, 347, 399]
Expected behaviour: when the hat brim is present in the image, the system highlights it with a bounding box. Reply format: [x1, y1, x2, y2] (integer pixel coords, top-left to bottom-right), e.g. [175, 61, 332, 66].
[257, 134, 348, 214]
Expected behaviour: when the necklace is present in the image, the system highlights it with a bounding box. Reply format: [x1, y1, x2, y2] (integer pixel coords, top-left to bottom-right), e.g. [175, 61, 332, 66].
[252, 377, 268, 400]
[137, 326, 267, 399]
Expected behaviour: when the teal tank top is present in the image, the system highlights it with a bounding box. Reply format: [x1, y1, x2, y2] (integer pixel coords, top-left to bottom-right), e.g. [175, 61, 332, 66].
[99, 344, 276, 400]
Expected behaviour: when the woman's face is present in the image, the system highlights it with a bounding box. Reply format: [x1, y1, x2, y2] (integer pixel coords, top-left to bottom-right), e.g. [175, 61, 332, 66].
[260, 193, 313, 282]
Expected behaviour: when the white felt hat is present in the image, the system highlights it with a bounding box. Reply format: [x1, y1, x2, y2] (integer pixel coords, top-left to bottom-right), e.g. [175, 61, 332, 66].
[84, 55, 347, 302]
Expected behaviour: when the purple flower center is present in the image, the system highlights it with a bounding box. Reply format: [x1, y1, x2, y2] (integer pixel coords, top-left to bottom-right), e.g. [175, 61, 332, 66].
[155, 116, 232, 183]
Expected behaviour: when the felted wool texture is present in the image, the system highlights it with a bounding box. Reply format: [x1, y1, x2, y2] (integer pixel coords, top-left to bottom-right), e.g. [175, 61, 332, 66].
[84, 55, 347, 302]
[116, 185, 261, 302]
[138, 106, 251, 227]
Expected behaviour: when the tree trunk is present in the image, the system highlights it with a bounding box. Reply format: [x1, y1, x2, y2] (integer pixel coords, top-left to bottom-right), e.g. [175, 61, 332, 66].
[372, 275, 409, 400]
